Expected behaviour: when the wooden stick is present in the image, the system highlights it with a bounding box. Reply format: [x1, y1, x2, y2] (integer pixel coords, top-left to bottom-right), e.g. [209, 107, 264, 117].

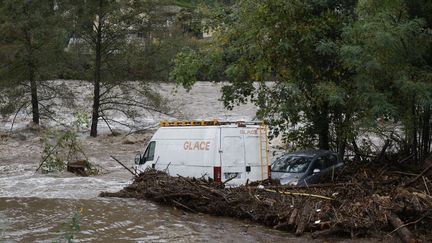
[389, 171, 418, 176]
[263, 182, 353, 190]
[36, 141, 62, 172]
[110, 155, 137, 177]
[423, 176, 430, 195]
[172, 200, 197, 213]
[222, 174, 237, 186]
[404, 162, 432, 187]
[264, 189, 333, 200]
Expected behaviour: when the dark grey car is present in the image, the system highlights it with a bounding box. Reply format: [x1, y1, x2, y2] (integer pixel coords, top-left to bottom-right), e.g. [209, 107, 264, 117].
[271, 150, 343, 186]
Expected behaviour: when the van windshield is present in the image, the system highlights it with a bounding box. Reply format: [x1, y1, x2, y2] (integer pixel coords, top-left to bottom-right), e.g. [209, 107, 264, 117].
[271, 155, 312, 173]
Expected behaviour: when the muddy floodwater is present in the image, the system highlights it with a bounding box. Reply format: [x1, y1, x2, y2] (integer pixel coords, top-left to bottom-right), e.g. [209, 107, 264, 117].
[0, 197, 298, 242]
[0, 131, 299, 242]
[0, 134, 383, 243]
[0, 82, 382, 242]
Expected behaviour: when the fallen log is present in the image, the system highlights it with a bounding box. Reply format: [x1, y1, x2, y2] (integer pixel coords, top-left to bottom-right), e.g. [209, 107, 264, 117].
[295, 201, 312, 236]
[386, 211, 417, 243]
[288, 208, 299, 226]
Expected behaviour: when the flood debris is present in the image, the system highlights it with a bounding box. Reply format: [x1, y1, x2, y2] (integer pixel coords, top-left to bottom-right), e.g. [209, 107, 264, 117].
[66, 160, 99, 176]
[100, 162, 432, 242]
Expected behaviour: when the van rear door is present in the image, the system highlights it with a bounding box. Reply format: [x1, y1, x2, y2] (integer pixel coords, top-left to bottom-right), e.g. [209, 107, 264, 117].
[220, 128, 246, 184]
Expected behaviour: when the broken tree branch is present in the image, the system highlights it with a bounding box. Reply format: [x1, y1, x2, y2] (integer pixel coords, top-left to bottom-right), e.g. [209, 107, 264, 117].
[110, 155, 137, 177]
[404, 162, 432, 187]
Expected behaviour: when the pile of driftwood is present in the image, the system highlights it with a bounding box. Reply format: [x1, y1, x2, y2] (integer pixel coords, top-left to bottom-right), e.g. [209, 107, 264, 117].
[100, 162, 432, 242]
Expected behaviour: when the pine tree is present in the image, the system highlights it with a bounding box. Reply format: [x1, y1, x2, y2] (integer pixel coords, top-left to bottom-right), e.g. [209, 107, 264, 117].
[0, 0, 65, 125]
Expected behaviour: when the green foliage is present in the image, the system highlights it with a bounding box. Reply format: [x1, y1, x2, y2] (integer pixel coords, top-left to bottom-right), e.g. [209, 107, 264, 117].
[0, 0, 66, 82]
[0, 0, 67, 124]
[62, 0, 199, 136]
[172, 0, 432, 161]
[172, 0, 358, 152]
[41, 112, 92, 174]
[341, 0, 432, 161]
[171, 48, 202, 90]
[62, 0, 189, 82]
[176, 8, 203, 37]
[41, 137, 66, 173]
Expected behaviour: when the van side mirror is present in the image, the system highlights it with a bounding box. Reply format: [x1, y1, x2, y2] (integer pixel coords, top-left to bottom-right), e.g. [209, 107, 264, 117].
[135, 153, 142, 165]
[313, 168, 321, 174]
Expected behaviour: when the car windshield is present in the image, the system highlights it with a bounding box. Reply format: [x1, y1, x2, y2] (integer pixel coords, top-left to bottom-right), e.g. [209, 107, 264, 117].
[271, 155, 312, 173]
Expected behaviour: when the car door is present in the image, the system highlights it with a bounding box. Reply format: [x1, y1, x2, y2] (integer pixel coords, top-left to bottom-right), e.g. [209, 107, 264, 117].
[301, 156, 324, 185]
[323, 153, 339, 181]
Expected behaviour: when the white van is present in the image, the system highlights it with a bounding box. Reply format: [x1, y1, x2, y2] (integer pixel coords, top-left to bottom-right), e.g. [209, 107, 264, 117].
[134, 120, 270, 185]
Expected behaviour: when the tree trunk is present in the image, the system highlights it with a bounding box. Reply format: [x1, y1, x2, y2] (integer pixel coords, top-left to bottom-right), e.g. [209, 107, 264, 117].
[335, 109, 349, 159]
[421, 105, 431, 163]
[90, 7, 103, 137]
[26, 30, 39, 126]
[412, 99, 418, 163]
[317, 104, 330, 150]
[29, 67, 40, 125]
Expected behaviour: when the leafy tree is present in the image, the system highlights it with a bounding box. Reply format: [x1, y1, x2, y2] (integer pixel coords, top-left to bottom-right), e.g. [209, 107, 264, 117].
[0, 0, 66, 125]
[342, 0, 432, 163]
[176, 8, 203, 38]
[171, 0, 358, 156]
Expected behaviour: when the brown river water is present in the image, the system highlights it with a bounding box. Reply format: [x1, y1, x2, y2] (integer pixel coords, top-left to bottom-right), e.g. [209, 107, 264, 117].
[0, 134, 385, 242]
[0, 197, 300, 242]
[0, 132, 308, 243]
[0, 81, 383, 242]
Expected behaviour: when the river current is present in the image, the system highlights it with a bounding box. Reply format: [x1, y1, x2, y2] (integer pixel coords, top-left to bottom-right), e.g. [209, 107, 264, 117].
[0, 162, 301, 242]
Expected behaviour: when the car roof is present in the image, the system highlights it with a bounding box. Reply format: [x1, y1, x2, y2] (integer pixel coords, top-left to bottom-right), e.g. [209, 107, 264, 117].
[283, 150, 333, 157]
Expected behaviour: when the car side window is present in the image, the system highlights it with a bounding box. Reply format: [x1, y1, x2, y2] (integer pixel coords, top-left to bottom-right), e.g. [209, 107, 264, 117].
[310, 157, 324, 173]
[144, 141, 156, 161]
[323, 154, 338, 169]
